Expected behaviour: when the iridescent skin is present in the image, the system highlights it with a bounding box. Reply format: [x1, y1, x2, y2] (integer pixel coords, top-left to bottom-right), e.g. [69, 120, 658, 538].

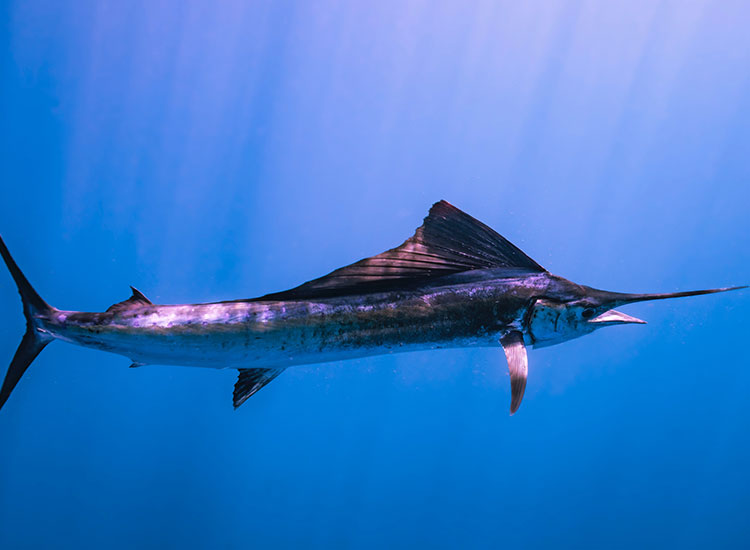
[34, 270, 582, 370]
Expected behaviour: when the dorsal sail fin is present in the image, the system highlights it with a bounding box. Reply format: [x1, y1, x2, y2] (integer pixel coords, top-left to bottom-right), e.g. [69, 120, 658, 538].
[254, 200, 545, 301]
[106, 286, 153, 313]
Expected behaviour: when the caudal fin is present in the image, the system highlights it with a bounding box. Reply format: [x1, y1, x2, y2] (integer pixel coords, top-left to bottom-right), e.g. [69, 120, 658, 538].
[0, 235, 55, 411]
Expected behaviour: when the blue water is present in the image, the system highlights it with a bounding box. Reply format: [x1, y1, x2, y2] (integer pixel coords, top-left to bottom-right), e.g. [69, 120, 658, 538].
[1, 2, 749, 548]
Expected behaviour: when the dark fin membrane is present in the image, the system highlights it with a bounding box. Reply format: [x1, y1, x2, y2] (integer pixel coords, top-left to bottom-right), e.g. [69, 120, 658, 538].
[253, 200, 545, 301]
[107, 286, 153, 313]
[0, 235, 54, 412]
[501, 331, 528, 415]
[233, 368, 284, 408]
[0, 330, 49, 411]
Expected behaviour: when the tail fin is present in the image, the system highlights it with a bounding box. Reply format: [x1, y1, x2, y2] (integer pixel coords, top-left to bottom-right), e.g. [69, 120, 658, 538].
[0, 235, 55, 411]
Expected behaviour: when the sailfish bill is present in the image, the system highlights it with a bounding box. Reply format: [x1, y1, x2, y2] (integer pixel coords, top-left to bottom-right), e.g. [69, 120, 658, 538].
[615, 287, 747, 304]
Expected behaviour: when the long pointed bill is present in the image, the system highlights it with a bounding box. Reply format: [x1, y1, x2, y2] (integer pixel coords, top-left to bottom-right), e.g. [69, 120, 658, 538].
[589, 309, 646, 325]
[588, 285, 746, 325]
[615, 286, 747, 305]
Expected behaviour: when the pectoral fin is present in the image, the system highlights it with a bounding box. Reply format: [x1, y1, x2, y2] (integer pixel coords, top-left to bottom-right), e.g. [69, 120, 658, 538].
[500, 331, 528, 415]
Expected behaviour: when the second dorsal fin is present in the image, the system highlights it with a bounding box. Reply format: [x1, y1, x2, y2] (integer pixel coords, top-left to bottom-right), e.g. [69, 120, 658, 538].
[254, 200, 545, 301]
[106, 286, 153, 313]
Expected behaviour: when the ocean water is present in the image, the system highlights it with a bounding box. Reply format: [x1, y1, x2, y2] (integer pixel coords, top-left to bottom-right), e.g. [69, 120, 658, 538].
[1, 1, 749, 548]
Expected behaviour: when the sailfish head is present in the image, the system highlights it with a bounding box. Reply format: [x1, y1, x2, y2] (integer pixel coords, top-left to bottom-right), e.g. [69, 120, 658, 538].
[527, 284, 747, 347]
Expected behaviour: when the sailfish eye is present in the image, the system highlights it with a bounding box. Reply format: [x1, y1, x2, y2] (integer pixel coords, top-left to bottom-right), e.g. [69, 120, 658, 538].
[582, 308, 596, 319]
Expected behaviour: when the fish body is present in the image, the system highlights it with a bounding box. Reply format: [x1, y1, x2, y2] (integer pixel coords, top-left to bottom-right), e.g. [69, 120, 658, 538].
[43, 271, 554, 369]
[0, 201, 744, 413]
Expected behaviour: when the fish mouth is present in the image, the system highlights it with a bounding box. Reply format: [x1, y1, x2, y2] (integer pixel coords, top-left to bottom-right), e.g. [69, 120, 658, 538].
[589, 309, 646, 325]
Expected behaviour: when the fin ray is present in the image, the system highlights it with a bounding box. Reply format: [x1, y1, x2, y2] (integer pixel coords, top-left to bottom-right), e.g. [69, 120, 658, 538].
[253, 201, 544, 301]
[0, 330, 49, 411]
[107, 286, 153, 313]
[233, 368, 284, 408]
[0, 235, 54, 411]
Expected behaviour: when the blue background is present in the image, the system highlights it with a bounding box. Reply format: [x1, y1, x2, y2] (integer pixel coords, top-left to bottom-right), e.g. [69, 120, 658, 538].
[1, 1, 749, 548]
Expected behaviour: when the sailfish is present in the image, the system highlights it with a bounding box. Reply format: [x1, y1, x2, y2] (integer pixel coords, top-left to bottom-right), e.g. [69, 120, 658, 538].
[0, 201, 744, 414]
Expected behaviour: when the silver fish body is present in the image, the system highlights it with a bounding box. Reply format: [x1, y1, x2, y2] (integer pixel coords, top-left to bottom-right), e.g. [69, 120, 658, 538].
[1, 201, 743, 414]
[41, 273, 553, 370]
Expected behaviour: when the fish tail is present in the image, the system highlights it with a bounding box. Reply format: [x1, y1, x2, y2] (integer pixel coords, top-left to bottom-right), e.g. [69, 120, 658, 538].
[0, 235, 56, 412]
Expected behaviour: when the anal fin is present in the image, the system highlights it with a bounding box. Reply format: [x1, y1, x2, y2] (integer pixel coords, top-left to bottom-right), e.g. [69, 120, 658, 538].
[233, 368, 284, 408]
